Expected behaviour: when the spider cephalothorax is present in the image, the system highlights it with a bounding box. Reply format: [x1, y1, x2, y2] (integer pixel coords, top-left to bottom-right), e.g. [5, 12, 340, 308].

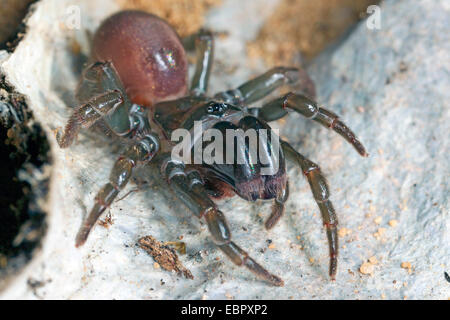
[57, 10, 367, 286]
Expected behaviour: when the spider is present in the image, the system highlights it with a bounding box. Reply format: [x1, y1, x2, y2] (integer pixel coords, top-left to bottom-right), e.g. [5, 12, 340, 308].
[57, 10, 367, 286]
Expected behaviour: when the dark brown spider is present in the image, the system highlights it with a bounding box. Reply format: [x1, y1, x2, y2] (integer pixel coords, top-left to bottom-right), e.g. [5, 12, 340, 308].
[57, 10, 367, 286]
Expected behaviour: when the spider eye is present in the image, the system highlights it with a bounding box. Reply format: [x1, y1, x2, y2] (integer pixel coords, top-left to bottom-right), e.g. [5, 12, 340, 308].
[206, 102, 228, 115]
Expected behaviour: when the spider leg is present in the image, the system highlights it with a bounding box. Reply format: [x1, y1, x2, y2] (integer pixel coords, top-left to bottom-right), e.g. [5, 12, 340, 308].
[265, 181, 289, 230]
[58, 62, 145, 148]
[57, 90, 124, 148]
[215, 66, 315, 105]
[76, 61, 130, 104]
[281, 140, 338, 280]
[254, 93, 368, 157]
[182, 29, 214, 95]
[75, 133, 160, 247]
[162, 158, 283, 286]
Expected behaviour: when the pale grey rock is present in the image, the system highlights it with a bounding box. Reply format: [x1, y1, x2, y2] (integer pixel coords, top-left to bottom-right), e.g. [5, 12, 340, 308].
[0, 0, 448, 299]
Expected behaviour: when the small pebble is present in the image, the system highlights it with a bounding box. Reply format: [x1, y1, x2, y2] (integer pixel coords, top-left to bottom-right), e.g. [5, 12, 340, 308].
[338, 227, 352, 237]
[401, 262, 413, 274]
[374, 228, 387, 239]
[401, 262, 412, 269]
[388, 219, 398, 227]
[368, 256, 378, 264]
[359, 262, 374, 275]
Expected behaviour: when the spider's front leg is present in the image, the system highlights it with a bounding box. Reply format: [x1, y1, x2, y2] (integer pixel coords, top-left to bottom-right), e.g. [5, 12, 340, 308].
[257, 93, 368, 157]
[215, 66, 315, 105]
[161, 157, 284, 286]
[265, 182, 289, 230]
[75, 133, 160, 247]
[281, 140, 338, 280]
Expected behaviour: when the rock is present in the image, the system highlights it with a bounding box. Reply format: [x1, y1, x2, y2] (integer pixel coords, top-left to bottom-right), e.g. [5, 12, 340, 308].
[0, 0, 448, 299]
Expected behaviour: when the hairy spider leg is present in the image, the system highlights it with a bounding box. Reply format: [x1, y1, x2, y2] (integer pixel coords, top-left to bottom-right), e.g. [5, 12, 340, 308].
[255, 93, 368, 157]
[75, 134, 160, 247]
[161, 157, 284, 286]
[215, 66, 315, 105]
[281, 141, 338, 280]
[182, 29, 214, 96]
[57, 62, 147, 148]
[57, 90, 124, 148]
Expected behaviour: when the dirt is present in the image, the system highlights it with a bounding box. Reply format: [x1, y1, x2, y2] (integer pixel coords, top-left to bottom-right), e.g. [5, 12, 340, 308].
[247, 0, 378, 65]
[115, 0, 379, 69]
[0, 76, 50, 286]
[97, 212, 114, 228]
[138, 235, 193, 279]
[116, 0, 222, 37]
[0, 0, 36, 51]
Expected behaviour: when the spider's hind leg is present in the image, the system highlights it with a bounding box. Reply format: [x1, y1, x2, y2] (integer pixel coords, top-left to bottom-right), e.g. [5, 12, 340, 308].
[57, 61, 137, 148]
[76, 61, 129, 104]
[182, 29, 214, 96]
[56, 89, 124, 148]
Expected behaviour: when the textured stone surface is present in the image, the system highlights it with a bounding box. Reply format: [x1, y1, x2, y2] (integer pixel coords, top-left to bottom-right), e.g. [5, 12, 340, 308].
[0, 0, 448, 299]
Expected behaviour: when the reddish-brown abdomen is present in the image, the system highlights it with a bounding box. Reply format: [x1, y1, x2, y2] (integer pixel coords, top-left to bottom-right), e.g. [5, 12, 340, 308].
[92, 10, 188, 106]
